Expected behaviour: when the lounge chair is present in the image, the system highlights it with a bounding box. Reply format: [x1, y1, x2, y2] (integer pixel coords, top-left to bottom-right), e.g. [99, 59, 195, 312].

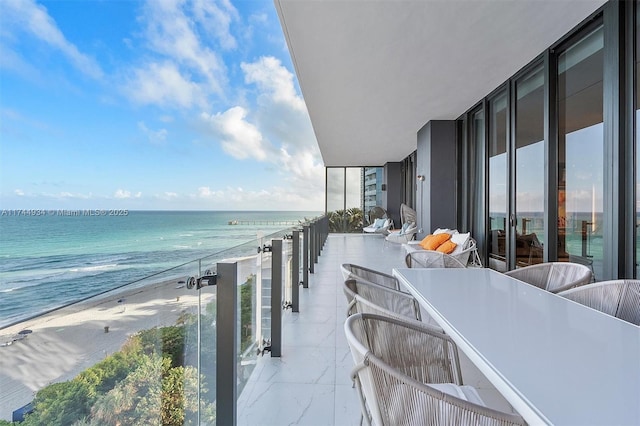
[363, 217, 392, 235]
[405, 232, 483, 268]
[385, 221, 417, 244]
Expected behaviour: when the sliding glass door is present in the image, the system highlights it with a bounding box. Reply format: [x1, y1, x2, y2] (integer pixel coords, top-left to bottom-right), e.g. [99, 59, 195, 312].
[557, 25, 604, 280]
[488, 91, 508, 271]
[514, 64, 545, 266]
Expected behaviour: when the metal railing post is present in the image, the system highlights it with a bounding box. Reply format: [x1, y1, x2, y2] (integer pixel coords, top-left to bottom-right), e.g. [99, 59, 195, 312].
[313, 219, 321, 263]
[302, 225, 309, 288]
[216, 261, 238, 426]
[309, 222, 315, 274]
[315, 219, 322, 259]
[271, 239, 282, 357]
[323, 216, 328, 244]
[292, 229, 300, 312]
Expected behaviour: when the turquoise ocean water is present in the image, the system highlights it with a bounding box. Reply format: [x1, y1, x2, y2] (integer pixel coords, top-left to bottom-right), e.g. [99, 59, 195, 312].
[0, 210, 319, 328]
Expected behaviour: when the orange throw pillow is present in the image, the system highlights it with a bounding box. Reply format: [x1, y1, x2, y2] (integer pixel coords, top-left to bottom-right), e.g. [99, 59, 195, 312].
[436, 240, 457, 254]
[419, 233, 451, 250]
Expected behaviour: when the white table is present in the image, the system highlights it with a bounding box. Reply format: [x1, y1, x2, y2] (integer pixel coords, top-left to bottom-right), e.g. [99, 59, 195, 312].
[393, 267, 640, 426]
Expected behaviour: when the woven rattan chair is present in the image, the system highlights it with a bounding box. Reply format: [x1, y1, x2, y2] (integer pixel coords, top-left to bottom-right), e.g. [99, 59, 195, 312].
[558, 280, 640, 325]
[341, 263, 401, 290]
[343, 279, 421, 321]
[400, 203, 417, 227]
[385, 222, 418, 244]
[405, 238, 483, 268]
[345, 313, 526, 426]
[504, 262, 593, 293]
[405, 250, 468, 269]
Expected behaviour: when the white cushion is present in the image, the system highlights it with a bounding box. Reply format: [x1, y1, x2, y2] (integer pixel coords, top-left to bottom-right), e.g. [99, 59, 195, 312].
[449, 232, 469, 256]
[428, 383, 485, 406]
[434, 228, 459, 235]
[399, 222, 411, 235]
[451, 232, 470, 246]
[374, 218, 386, 229]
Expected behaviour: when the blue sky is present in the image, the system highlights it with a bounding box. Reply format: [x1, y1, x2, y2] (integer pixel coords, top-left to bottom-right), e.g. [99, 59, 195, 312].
[0, 0, 325, 211]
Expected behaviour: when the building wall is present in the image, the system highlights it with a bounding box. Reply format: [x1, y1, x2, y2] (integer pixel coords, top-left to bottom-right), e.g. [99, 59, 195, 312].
[416, 121, 457, 239]
[425, 0, 638, 280]
[383, 162, 403, 227]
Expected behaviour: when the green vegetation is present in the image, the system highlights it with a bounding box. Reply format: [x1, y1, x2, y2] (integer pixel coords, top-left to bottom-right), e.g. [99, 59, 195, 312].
[18, 318, 216, 426]
[328, 208, 363, 233]
[9, 275, 261, 425]
[240, 275, 254, 352]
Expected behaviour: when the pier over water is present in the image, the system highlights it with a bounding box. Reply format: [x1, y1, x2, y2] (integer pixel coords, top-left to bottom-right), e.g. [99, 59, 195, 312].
[228, 220, 301, 226]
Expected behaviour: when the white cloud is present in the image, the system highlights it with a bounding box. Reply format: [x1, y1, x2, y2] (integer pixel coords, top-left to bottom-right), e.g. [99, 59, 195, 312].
[3, 0, 103, 79]
[190, 185, 321, 210]
[192, 0, 239, 50]
[114, 189, 142, 199]
[121, 0, 241, 109]
[138, 0, 229, 96]
[201, 107, 268, 161]
[14, 189, 25, 196]
[138, 121, 169, 145]
[155, 192, 179, 201]
[242, 56, 305, 112]
[43, 191, 92, 200]
[197, 186, 223, 198]
[195, 55, 324, 210]
[125, 61, 206, 108]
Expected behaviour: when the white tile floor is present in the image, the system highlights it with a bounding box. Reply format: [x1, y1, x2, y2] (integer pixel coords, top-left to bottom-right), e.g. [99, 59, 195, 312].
[237, 233, 517, 425]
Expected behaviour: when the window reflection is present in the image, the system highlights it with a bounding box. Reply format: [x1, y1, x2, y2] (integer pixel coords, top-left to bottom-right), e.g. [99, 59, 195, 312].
[515, 65, 545, 266]
[488, 92, 508, 271]
[557, 26, 603, 279]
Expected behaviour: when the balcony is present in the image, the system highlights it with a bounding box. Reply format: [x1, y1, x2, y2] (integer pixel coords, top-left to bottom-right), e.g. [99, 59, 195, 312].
[0, 221, 517, 425]
[236, 232, 516, 425]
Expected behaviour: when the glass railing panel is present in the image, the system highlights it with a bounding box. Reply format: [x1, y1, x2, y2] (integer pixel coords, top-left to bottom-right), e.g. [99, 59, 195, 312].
[0, 221, 308, 425]
[216, 237, 263, 397]
[0, 258, 207, 425]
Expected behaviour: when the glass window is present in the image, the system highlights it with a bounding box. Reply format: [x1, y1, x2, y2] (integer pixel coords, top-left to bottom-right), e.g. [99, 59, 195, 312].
[470, 108, 485, 259]
[557, 25, 603, 279]
[515, 65, 545, 266]
[488, 91, 508, 271]
[325, 167, 364, 233]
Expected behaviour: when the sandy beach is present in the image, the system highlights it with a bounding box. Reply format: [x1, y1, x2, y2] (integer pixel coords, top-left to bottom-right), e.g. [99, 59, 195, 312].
[0, 278, 215, 421]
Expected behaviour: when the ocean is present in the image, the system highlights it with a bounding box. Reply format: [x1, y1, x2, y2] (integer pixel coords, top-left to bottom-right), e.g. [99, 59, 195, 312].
[0, 210, 319, 328]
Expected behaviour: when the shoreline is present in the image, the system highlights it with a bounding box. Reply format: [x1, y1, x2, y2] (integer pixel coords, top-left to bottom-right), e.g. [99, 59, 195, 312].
[0, 277, 215, 422]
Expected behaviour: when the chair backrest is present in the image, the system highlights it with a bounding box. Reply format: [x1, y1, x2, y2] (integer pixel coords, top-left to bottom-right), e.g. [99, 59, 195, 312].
[368, 206, 387, 224]
[385, 224, 418, 244]
[558, 280, 640, 325]
[405, 251, 467, 269]
[340, 263, 400, 290]
[400, 203, 417, 226]
[345, 313, 525, 426]
[344, 279, 422, 321]
[505, 262, 593, 293]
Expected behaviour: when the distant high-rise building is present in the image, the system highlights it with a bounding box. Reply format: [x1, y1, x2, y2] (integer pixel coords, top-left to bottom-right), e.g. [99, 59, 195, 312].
[362, 167, 383, 222]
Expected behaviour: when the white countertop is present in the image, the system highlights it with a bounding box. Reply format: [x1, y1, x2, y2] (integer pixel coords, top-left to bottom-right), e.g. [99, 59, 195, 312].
[393, 267, 640, 426]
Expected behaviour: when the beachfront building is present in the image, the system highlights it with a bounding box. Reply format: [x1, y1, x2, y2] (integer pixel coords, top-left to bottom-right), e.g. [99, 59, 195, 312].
[275, 0, 640, 282]
[362, 167, 383, 218]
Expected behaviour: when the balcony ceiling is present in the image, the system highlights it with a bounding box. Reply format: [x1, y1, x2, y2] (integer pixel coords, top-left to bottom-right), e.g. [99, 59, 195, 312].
[275, 0, 607, 167]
